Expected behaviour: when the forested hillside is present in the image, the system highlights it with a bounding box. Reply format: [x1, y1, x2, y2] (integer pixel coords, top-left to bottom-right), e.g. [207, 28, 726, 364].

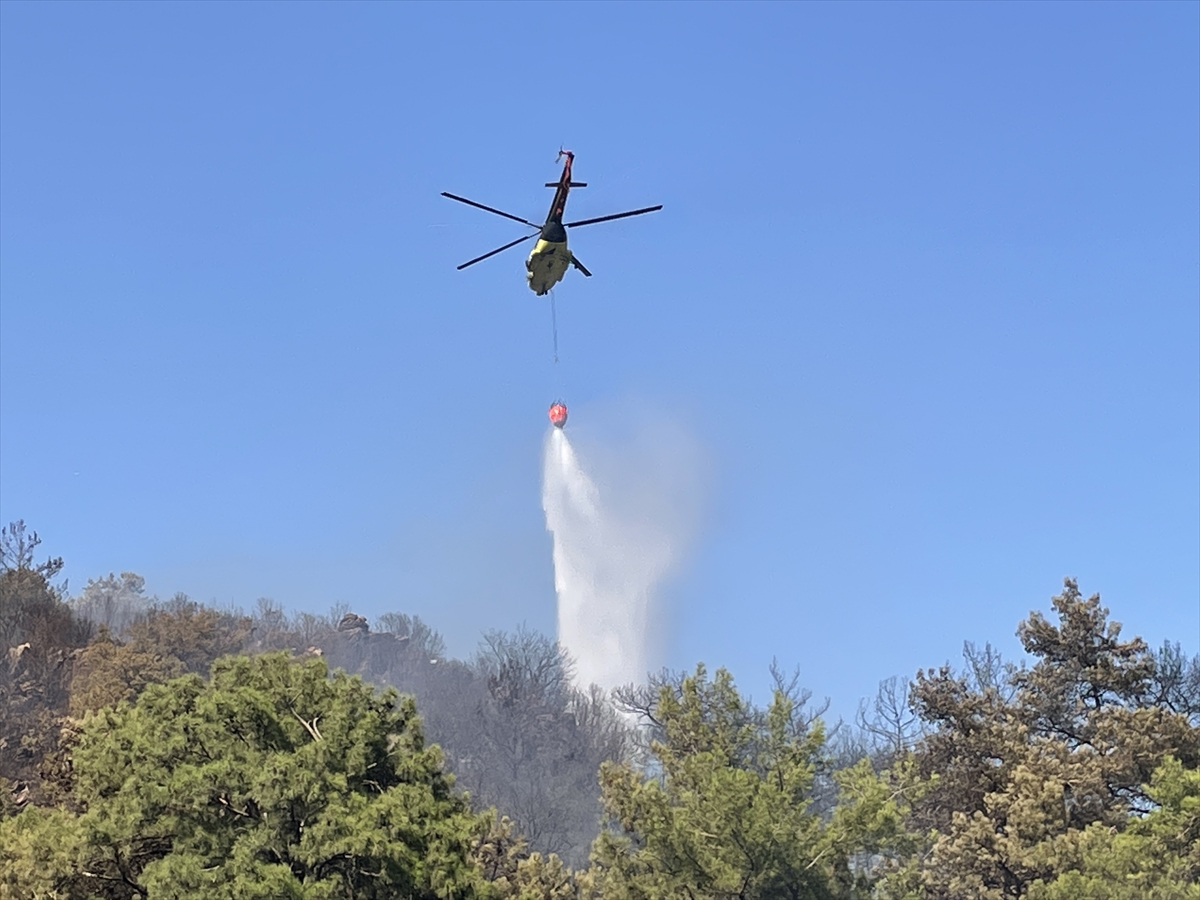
[2, 519, 1197, 899]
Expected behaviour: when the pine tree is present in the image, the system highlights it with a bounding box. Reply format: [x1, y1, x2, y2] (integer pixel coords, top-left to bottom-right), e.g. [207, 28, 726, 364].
[0, 653, 487, 899]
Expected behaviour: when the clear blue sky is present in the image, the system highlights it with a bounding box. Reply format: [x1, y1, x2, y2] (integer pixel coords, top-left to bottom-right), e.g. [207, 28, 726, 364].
[2, 2, 1196, 717]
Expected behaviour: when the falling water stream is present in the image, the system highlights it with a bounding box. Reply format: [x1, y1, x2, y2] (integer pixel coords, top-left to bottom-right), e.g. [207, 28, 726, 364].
[542, 426, 683, 691]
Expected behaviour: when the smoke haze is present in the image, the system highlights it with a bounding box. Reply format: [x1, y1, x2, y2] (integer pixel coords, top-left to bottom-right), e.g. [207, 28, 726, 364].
[542, 409, 705, 691]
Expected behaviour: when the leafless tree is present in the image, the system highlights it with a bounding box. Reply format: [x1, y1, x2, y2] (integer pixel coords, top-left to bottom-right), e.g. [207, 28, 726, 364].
[963, 641, 1018, 702]
[856, 675, 922, 761]
[1147, 640, 1200, 724]
[418, 627, 631, 866]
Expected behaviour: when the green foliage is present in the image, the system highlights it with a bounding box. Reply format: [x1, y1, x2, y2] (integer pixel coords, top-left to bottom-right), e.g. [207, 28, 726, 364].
[828, 755, 924, 876]
[473, 815, 581, 900]
[6, 526, 1197, 897]
[590, 665, 904, 900]
[69, 600, 250, 717]
[126, 597, 249, 674]
[1026, 756, 1200, 900]
[68, 627, 185, 716]
[1, 653, 487, 899]
[886, 579, 1200, 899]
[1015, 579, 1156, 743]
[0, 804, 87, 899]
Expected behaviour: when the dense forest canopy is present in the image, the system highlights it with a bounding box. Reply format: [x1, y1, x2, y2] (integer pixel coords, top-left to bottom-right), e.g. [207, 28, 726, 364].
[1, 520, 1197, 899]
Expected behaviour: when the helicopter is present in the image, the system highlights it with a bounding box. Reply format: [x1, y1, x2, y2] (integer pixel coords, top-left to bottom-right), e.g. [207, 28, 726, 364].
[442, 151, 662, 295]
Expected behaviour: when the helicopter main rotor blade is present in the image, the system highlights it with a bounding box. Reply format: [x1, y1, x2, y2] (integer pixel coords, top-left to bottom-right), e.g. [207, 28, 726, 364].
[564, 205, 663, 229]
[457, 232, 539, 270]
[441, 192, 541, 229]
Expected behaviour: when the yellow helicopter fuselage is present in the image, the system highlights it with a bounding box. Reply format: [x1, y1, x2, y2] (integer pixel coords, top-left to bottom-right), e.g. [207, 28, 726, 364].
[525, 238, 571, 296]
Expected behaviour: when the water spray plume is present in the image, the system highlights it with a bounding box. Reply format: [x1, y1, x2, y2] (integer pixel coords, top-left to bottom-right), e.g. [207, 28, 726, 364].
[542, 414, 704, 692]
